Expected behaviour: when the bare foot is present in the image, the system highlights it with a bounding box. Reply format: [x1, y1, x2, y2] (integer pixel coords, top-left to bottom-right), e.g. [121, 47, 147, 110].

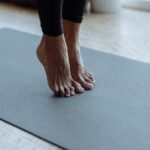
[63, 20, 95, 90]
[36, 34, 84, 97]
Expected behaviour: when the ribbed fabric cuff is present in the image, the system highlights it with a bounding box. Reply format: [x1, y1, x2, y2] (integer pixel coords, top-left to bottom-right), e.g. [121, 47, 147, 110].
[41, 23, 64, 36]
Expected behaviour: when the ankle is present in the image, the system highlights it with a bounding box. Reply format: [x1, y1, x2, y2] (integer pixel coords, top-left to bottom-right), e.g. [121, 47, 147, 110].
[63, 19, 81, 45]
[43, 33, 65, 44]
[43, 34, 68, 52]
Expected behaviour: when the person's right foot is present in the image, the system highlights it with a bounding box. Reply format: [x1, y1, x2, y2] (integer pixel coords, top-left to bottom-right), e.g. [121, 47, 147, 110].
[36, 34, 84, 97]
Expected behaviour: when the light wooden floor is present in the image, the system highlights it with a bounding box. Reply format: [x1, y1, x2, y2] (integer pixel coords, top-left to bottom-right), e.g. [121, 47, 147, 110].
[0, 2, 150, 150]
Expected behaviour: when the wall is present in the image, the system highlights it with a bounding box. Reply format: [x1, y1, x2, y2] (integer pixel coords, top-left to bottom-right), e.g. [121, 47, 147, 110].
[122, 0, 150, 11]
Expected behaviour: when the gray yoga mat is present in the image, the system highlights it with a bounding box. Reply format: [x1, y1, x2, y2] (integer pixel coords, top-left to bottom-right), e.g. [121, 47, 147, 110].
[0, 28, 150, 150]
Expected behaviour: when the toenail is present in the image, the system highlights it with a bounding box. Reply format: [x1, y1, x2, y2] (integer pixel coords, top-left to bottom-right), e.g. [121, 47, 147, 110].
[80, 87, 84, 91]
[88, 83, 93, 87]
[66, 94, 70, 97]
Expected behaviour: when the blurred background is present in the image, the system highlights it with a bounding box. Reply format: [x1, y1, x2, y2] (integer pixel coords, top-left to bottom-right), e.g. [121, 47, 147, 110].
[0, 0, 150, 62]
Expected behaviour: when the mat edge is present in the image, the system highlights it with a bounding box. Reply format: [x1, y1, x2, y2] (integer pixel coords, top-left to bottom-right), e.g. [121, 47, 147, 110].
[0, 118, 68, 150]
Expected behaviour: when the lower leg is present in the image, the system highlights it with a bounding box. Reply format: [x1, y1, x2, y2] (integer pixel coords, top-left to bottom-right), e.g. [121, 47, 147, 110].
[62, 0, 95, 90]
[63, 20, 95, 90]
[36, 0, 84, 97]
[36, 34, 75, 97]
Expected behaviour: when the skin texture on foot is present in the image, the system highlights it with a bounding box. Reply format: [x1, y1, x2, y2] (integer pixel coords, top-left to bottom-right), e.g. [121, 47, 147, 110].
[63, 19, 96, 90]
[36, 34, 84, 97]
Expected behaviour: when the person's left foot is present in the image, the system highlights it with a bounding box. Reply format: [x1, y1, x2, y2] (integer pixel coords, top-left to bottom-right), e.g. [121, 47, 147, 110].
[63, 20, 95, 90]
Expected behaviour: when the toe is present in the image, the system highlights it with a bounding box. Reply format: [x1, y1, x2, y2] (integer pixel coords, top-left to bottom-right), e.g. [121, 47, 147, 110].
[53, 84, 59, 96]
[84, 68, 94, 78]
[85, 70, 94, 78]
[84, 74, 95, 85]
[64, 85, 71, 97]
[54, 90, 59, 96]
[72, 80, 84, 94]
[68, 85, 75, 96]
[85, 72, 95, 83]
[80, 80, 93, 90]
[59, 85, 65, 97]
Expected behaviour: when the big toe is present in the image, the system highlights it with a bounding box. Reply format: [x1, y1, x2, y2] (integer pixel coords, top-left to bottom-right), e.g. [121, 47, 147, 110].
[72, 80, 84, 94]
[80, 80, 93, 90]
[84, 74, 95, 85]
[85, 72, 95, 82]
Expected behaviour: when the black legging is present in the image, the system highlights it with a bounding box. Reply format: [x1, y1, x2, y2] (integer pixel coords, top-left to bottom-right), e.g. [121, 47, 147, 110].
[36, 0, 86, 36]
